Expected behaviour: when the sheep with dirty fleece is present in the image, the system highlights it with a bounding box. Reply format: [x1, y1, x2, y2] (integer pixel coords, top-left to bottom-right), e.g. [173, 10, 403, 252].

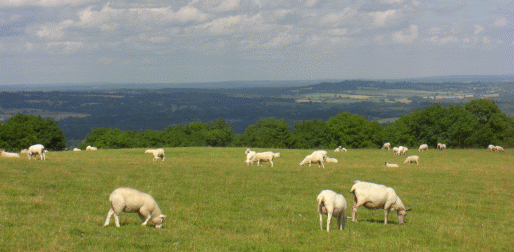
[104, 187, 166, 228]
[299, 152, 326, 168]
[495, 146, 504, 152]
[418, 144, 428, 152]
[385, 162, 399, 168]
[317, 189, 347, 232]
[248, 151, 280, 167]
[244, 148, 256, 165]
[350, 180, 410, 225]
[0, 149, 20, 158]
[145, 148, 165, 161]
[404, 155, 419, 165]
[27, 144, 46, 160]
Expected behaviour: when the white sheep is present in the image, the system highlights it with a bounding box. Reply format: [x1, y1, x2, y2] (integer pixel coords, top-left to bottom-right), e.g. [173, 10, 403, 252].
[245, 148, 257, 165]
[0, 149, 20, 158]
[350, 180, 410, 225]
[249, 151, 280, 167]
[299, 152, 326, 168]
[400, 146, 409, 155]
[418, 144, 428, 152]
[326, 157, 338, 163]
[73, 148, 81, 152]
[392, 147, 400, 155]
[440, 144, 446, 150]
[86, 145, 98, 151]
[495, 146, 504, 152]
[312, 150, 328, 160]
[104, 187, 166, 228]
[317, 189, 347, 232]
[341, 147, 347, 152]
[403, 155, 419, 165]
[488, 144, 495, 151]
[385, 162, 399, 168]
[437, 143, 443, 150]
[145, 148, 165, 161]
[382, 142, 391, 150]
[27, 144, 46, 160]
[334, 146, 343, 152]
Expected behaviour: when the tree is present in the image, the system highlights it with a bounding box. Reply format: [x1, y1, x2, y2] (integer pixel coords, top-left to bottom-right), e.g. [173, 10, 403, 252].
[234, 118, 295, 148]
[0, 114, 66, 151]
[327, 112, 383, 148]
[293, 119, 336, 149]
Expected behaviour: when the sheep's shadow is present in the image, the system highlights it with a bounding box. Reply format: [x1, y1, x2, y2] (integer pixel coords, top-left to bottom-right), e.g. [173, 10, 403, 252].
[353, 219, 405, 225]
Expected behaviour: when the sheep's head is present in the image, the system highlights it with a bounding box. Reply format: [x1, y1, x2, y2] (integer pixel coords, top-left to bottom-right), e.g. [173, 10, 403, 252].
[397, 208, 411, 225]
[153, 214, 166, 229]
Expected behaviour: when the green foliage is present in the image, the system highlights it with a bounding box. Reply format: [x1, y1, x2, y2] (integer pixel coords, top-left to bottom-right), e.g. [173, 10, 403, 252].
[327, 112, 383, 148]
[0, 114, 66, 151]
[293, 119, 336, 149]
[233, 118, 295, 148]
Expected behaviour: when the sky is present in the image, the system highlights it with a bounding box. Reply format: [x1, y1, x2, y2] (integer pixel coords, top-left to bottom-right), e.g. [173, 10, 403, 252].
[0, 0, 513, 85]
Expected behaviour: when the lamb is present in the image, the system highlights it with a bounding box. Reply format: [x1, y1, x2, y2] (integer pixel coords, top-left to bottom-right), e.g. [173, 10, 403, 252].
[0, 149, 20, 158]
[334, 146, 343, 152]
[245, 148, 257, 165]
[418, 144, 428, 152]
[341, 147, 347, 152]
[145, 148, 165, 161]
[400, 146, 409, 155]
[73, 148, 81, 151]
[326, 157, 338, 163]
[392, 147, 400, 155]
[248, 151, 280, 167]
[104, 187, 166, 228]
[382, 142, 391, 150]
[317, 189, 347, 232]
[86, 145, 98, 151]
[495, 146, 504, 152]
[385, 162, 399, 168]
[350, 180, 410, 225]
[403, 155, 419, 165]
[27, 144, 46, 160]
[299, 152, 326, 168]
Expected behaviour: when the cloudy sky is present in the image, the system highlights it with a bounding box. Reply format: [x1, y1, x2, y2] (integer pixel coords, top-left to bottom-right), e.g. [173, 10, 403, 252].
[0, 0, 512, 85]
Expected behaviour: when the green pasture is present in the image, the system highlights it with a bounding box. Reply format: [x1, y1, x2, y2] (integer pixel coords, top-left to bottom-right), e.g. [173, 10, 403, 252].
[0, 148, 512, 251]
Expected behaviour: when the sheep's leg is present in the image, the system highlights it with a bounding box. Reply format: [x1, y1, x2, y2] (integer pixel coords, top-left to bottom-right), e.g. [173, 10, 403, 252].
[162, 156, 165, 161]
[326, 212, 332, 232]
[140, 209, 151, 225]
[319, 213, 323, 230]
[142, 215, 152, 226]
[114, 213, 121, 227]
[352, 197, 362, 222]
[270, 160, 273, 167]
[104, 208, 114, 226]
[383, 209, 389, 225]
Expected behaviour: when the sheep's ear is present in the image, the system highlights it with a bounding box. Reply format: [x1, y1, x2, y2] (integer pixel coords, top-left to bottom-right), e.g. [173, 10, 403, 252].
[406, 208, 412, 211]
[160, 214, 166, 219]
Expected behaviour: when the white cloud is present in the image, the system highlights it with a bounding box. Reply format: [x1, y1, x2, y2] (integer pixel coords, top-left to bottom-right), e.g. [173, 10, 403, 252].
[482, 36, 490, 44]
[319, 8, 357, 25]
[262, 31, 301, 48]
[493, 17, 507, 27]
[370, 9, 398, 26]
[474, 24, 484, 34]
[213, 0, 241, 12]
[36, 20, 74, 40]
[392, 24, 418, 43]
[304, 0, 319, 8]
[0, 0, 93, 7]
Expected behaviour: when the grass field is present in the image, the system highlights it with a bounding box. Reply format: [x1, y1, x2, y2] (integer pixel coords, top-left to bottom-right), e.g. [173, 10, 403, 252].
[0, 147, 512, 251]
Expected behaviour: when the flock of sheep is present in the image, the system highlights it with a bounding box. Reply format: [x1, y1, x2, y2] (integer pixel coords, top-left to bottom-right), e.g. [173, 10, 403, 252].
[0, 142, 506, 230]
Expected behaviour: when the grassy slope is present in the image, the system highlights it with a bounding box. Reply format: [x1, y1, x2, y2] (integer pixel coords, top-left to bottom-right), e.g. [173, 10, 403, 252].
[0, 148, 512, 251]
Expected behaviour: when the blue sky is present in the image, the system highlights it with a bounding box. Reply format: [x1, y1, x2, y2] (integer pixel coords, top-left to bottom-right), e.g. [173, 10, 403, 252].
[0, 0, 512, 85]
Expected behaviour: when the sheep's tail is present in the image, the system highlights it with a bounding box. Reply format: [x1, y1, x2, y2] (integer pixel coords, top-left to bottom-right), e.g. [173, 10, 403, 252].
[350, 180, 361, 193]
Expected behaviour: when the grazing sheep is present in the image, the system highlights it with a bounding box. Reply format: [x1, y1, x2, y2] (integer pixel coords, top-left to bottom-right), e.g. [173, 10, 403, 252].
[403, 155, 419, 165]
[385, 162, 399, 168]
[145, 148, 165, 161]
[334, 146, 343, 152]
[392, 147, 400, 155]
[400, 146, 409, 155]
[418, 144, 428, 152]
[317, 189, 347, 232]
[0, 149, 20, 158]
[20, 149, 29, 154]
[437, 143, 443, 150]
[440, 144, 446, 150]
[27, 144, 46, 160]
[245, 148, 257, 165]
[104, 187, 166, 228]
[299, 152, 326, 168]
[326, 157, 338, 163]
[249, 151, 280, 167]
[382, 142, 391, 150]
[73, 148, 81, 152]
[341, 147, 347, 152]
[495, 146, 504, 152]
[488, 144, 495, 151]
[350, 180, 411, 225]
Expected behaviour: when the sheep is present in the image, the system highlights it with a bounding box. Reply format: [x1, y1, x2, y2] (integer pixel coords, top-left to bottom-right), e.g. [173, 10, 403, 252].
[299, 152, 326, 168]
[20, 149, 29, 154]
[385, 162, 399, 168]
[392, 147, 400, 155]
[145, 148, 165, 161]
[317, 189, 347, 232]
[440, 144, 446, 150]
[350, 180, 411, 225]
[27, 144, 46, 160]
[495, 146, 504, 152]
[326, 157, 338, 163]
[86, 145, 98, 151]
[341, 147, 347, 152]
[400, 146, 409, 155]
[73, 148, 81, 151]
[437, 143, 443, 150]
[248, 151, 280, 167]
[104, 187, 166, 228]
[245, 148, 257, 165]
[334, 146, 343, 152]
[0, 149, 20, 158]
[382, 142, 391, 150]
[312, 150, 328, 160]
[403, 155, 419, 165]
[418, 144, 428, 152]
[488, 144, 495, 151]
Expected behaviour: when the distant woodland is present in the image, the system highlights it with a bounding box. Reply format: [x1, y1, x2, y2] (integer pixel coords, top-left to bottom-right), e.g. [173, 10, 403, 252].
[0, 80, 513, 149]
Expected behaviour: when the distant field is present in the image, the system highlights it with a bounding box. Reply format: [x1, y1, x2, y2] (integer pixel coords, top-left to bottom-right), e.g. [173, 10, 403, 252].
[0, 148, 512, 251]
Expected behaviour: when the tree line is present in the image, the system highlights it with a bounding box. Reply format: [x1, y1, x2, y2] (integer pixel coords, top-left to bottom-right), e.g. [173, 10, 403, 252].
[1, 99, 512, 151]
